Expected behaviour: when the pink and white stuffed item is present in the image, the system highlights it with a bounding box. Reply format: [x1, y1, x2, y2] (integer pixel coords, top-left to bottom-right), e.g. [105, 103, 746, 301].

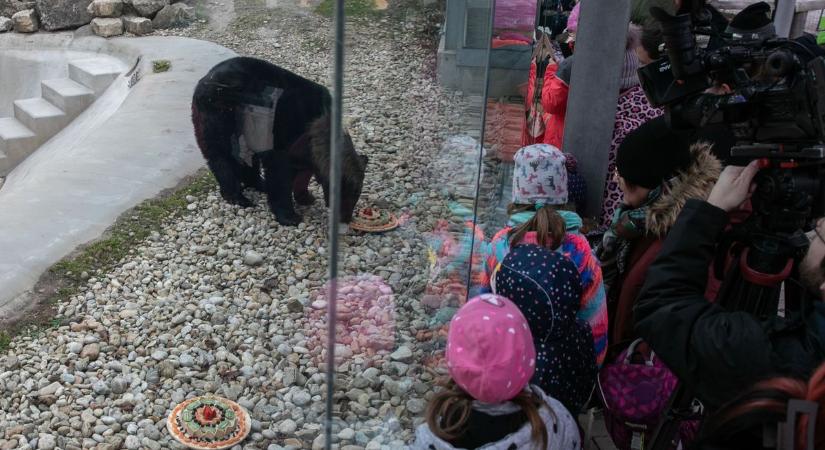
[306, 274, 397, 364]
[566, 2, 581, 42]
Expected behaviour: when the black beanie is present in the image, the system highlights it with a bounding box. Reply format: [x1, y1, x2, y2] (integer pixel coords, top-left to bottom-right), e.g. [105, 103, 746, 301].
[727, 2, 776, 38]
[616, 117, 693, 189]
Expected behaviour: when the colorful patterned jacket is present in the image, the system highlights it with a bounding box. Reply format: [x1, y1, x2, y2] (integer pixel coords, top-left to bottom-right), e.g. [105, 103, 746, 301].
[479, 211, 608, 366]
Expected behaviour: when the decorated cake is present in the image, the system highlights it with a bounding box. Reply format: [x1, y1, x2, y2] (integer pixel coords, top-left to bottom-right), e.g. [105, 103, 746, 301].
[350, 207, 399, 233]
[167, 396, 251, 450]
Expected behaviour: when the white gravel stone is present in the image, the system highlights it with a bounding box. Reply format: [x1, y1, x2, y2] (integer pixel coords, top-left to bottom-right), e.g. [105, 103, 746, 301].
[292, 389, 311, 406]
[178, 353, 194, 367]
[339, 428, 356, 440]
[278, 419, 297, 434]
[243, 250, 264, 266]
[124, 435, 140, 449]
[389, 346, 413, 362]
[36, 434, 55, 450]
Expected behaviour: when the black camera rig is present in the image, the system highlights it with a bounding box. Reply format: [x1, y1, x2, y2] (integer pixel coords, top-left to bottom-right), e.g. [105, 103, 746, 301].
[638, 5, 825, 448]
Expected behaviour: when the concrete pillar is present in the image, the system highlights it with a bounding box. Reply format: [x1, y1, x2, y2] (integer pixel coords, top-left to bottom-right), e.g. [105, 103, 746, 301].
[562, 0, 632, 219]
[773, 0, 797, 38]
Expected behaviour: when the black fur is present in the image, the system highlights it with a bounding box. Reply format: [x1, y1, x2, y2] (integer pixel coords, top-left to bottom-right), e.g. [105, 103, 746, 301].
[192, 56, 367, 225]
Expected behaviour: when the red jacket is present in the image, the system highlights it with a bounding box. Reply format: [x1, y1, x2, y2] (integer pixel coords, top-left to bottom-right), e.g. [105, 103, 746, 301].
[541, 62, 569, 149]
[521, 59, 570, 149]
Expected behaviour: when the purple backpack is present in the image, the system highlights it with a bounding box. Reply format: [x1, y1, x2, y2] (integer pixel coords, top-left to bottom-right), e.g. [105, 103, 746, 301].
[597, 339, 700, 450]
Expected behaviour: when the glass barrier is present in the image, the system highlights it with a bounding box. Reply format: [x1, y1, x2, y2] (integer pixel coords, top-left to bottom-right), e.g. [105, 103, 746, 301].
[317, 0, 496, 446]
[4, 1, 820, 450]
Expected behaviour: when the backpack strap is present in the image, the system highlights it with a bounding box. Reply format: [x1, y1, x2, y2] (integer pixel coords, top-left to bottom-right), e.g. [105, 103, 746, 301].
[624, 338, 656, 367]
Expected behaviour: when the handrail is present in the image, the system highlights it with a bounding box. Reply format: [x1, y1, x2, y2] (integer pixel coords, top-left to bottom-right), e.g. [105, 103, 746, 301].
[711, 0, 825, 13]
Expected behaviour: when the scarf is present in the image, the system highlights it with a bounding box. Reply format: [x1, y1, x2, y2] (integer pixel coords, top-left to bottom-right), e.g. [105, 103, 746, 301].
[597, 186, 663, 288]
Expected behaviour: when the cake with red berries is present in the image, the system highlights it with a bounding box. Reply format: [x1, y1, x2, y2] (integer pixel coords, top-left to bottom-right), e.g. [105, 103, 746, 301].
[167, 396, 250, 449]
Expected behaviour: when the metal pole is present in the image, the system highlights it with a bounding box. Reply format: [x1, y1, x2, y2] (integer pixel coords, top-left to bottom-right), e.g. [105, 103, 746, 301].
[325, 0, 344, 446]
[465, 0, 496, 299]
[773, 0, 798, 38]
[562, 0, 631, 219]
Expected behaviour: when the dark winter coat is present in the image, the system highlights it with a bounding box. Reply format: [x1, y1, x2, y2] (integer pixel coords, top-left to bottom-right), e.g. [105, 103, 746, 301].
[493, 245, 597, 413]
[634, 199, 825, 410]
[607, 143, 720, 347]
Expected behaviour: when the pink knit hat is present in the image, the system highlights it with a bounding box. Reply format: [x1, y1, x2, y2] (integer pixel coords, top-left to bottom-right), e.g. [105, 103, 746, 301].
[446, 294, 536, 403]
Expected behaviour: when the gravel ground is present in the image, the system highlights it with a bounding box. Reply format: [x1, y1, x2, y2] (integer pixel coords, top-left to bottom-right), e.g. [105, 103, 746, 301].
[0, 2, 495, 450]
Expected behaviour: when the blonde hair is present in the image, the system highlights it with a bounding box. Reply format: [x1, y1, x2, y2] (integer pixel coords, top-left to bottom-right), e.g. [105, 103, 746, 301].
[507, 203, 567, 250]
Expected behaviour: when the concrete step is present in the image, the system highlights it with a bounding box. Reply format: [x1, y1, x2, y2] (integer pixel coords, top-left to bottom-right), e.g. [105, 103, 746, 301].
[68, 58, 122, 96]
[0, 149, 9, 177]
[41, 78, 95, 118]
[0, 117, 37, 175]
[13, 98, 68, 144]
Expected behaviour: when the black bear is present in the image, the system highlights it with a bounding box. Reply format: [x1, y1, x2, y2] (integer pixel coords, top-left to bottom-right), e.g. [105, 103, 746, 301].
[191, 56, 368, 226]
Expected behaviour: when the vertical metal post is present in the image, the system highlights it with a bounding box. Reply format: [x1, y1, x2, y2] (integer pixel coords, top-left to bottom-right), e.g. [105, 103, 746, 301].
[562, 0, 631, 219]
[773, 0, 798, 38]
[325, 0, 344, 447]
[465, 0, 496, 298]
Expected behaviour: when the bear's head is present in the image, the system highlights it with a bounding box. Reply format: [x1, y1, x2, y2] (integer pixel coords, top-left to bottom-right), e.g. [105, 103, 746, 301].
[309, 116, 368, 224]
[340, 132, 368, 223]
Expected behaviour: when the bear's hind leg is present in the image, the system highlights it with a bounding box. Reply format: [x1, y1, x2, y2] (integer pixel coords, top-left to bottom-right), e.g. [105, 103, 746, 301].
[293, 170, 316, 205]
[261, 151, 302, 226]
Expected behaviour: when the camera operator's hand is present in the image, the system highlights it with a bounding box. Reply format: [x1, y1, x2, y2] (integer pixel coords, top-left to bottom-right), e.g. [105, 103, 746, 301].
[704, 83, 732, 96]
[707, 161, 759, 212]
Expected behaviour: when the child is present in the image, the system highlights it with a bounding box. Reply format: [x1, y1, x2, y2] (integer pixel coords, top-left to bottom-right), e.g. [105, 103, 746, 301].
[481, 144, 608, 366]
[493, 246, 597, 413]
[413, 294, 582, 449]
[596, 118, 719, 347]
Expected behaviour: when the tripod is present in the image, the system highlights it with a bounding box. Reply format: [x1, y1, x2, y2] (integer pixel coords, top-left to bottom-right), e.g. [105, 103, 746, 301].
[648, 230, 809, 450]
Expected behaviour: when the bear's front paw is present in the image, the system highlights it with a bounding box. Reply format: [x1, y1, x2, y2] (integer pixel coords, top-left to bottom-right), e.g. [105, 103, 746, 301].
[274, 210, 302, 226]
[223, 193, 254, 208]
[294, 191, 316, 206]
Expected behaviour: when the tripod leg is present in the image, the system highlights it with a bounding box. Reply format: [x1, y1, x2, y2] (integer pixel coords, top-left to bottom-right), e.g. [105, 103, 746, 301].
[650, 383, 694, 450]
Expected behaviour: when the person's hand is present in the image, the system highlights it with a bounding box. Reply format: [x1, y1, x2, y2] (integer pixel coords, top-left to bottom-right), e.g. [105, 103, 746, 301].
[707, 161, 760, 212]
[703, 83, 732, 96]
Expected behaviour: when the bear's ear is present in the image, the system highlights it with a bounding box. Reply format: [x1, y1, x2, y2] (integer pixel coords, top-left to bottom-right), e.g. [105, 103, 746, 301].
[358, 154, 368, 170]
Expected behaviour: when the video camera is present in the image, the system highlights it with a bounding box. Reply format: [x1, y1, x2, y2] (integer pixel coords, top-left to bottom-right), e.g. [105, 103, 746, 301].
[638, 4, 825, 310]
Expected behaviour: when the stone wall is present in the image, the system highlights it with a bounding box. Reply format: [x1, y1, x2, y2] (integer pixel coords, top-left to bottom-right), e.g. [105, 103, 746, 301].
[0, 0, 194, 36]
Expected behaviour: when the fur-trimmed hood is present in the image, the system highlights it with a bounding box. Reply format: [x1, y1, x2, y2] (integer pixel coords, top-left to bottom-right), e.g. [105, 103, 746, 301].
[646, 142, 721, 237]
